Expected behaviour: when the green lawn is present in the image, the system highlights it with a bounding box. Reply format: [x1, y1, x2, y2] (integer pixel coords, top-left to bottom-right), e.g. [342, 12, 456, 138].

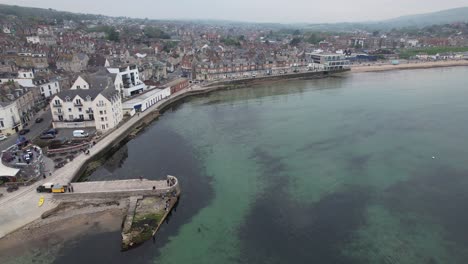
[399, 47, 468, 59]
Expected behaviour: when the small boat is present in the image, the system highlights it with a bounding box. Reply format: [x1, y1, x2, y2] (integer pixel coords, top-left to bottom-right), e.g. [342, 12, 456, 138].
[38, 196, 44, 207]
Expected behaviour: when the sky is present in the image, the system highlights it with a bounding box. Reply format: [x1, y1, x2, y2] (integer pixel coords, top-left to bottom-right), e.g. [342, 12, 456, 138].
[1, 0, 468, 23]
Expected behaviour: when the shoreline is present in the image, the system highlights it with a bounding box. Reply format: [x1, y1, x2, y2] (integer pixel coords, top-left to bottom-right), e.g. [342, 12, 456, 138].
[351, 60, 468, 73]
[0, 63, 467, 248]
[0, 203, 125, 262]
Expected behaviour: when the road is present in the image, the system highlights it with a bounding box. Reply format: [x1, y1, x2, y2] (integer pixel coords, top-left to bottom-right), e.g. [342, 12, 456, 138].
[0, 109, 52, 151]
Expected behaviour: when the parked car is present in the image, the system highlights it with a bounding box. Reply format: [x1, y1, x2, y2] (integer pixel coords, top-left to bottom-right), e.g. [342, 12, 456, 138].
[7, 185, 19, 192]
[73, 130, 89, 138]
[16, 136, 29, 147]
[36, 182, 54, 193]
[0, 134, 7, 141]
[40, 133, 55, 140]
[35, 117, 44, 123]
[19, 129, 30, 135]
[43, 128, 58, 135]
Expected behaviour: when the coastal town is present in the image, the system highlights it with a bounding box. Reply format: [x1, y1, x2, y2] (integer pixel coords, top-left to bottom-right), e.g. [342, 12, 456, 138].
[1, 3, 468, 256]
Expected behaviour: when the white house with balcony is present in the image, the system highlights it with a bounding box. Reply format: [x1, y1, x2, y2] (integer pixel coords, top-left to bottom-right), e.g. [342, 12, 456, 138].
[106, 64, 147, 98]
[49, 75, 123, 132]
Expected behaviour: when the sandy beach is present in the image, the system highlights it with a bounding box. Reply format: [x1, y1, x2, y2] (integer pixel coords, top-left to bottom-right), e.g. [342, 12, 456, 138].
[351, 60, 468, 73]
[0, 200, 127, 263]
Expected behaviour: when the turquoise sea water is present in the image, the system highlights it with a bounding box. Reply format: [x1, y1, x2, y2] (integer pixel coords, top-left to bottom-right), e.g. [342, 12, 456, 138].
[3, 67, 468, 264]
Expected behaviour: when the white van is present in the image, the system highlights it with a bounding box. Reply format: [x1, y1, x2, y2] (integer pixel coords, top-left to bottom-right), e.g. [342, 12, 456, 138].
[73, 130, 89, 138]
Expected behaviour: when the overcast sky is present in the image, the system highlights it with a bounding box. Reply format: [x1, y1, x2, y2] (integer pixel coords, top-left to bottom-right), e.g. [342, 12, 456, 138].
[1, 0, 468, 23]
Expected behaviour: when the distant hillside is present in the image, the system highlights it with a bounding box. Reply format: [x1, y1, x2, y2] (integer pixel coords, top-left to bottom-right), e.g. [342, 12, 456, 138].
[301, 7, 468, 32]
[1, 3, 468, 32]
[0, 4, 103, 23]
[380, 7, 468, 28]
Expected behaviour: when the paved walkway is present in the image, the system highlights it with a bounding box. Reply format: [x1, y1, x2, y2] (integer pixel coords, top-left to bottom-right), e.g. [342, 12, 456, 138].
[70, 179, 167, 193]
[0, 87, 194, 238]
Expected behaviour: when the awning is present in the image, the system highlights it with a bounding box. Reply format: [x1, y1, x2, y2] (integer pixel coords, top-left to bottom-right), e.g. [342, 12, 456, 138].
[0, 162, 20, 177]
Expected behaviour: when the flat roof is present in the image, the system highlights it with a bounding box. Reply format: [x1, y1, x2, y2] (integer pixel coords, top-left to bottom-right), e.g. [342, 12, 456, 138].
[123, 88, 168, 106]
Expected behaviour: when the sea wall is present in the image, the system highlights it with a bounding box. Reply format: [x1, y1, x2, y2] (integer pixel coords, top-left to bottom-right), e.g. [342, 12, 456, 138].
[205, 69, 350, 87]
[53, 176, 180, 202]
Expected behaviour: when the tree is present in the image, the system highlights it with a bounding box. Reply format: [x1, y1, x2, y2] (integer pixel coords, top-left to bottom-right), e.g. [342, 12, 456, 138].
[293, 29, 301, 35]
[306, 33, 321, 44]
[143, 27, 170, 39]
[290, 37, 301, 46]
[107, 28, 120, 42]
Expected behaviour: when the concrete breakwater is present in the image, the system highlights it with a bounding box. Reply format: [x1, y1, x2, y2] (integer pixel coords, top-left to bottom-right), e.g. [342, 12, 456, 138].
[49, 176, 181, 250]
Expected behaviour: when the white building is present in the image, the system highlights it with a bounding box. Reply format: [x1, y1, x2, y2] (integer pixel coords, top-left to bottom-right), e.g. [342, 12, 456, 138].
[0, 83, 40, 134]
[307, 53, 350, 71]
[0, 70, 35, 88]
[2, 26, 11, 34]
[33, 77, 61, 98]
[122, 87, 171, 114]
[26, 36, 40, 44]
[0, 101, 22, 135]
[50, 75, 123, 132]
[106, 64, 147, 98]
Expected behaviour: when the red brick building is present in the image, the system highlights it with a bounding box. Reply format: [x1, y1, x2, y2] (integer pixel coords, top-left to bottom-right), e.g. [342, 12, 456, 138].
[167, 78, 189, 94]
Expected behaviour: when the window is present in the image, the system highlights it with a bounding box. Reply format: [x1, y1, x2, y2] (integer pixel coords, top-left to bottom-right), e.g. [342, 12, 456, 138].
[99, 111, 103, 115]
[54, 99, 61, 105]
[101, 117, 104, 121]
[106, 124, 109, 128]
[58, 115, 63, 121]
[57, 108, 62, 113]
[23, 74, 26, 77]
[41, 87, 44, 92]
[69, 115, 73, 120]
[79, 114, 84, 120]
[101, 125, 105, 130]
[104, 110, 107, 114]
[89, 114, 94, 120]
[68, 108, 72, 112]
[77, 85, 80, 89]
[48, 85, 51, 90]
[76, 99, 82, 105]
[0, 121, 3, 128]
[55, 83, 57, 87]
[78, 108, 82, 112]
[65, 96, 71, 102]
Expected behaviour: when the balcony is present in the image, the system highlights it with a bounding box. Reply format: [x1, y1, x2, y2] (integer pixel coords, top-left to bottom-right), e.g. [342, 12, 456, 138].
[52, 103, 62, 107]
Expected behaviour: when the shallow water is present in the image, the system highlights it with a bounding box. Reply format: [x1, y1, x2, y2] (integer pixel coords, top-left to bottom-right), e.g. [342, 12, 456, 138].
[3, 67, 468, 264]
